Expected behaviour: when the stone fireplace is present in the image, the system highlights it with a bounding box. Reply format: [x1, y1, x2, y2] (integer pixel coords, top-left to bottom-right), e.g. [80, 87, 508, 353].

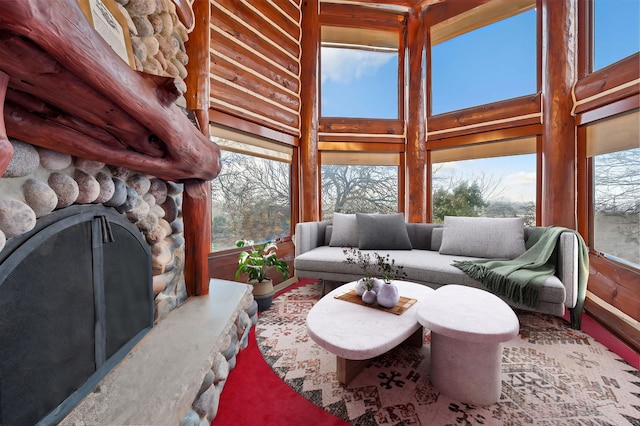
[0, 204, 153, 425]
[0, 139, 184, 422]
[0, 1, 251, 423]
[0, 139, 256, 424]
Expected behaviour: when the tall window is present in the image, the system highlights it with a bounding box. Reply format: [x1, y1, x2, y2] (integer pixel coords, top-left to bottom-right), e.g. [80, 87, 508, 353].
[321, 26, 399, 119]
[586, 110, 640, 268]
[321, 152, 399, 221]
[431, 9, 536, 115]
[593, 0, 640, 71]
[431, 138, 537, 225]
[209, 129, 291, 252]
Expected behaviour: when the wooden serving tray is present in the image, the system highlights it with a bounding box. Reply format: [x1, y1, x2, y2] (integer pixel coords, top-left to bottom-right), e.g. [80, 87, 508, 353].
[334, 289, 417, 315]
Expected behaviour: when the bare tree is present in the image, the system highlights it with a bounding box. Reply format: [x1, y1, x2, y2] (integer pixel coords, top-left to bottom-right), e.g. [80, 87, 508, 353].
[321, 165, 398, 219]
[594, 149, 640, 214]
[211, 152, 290, 250]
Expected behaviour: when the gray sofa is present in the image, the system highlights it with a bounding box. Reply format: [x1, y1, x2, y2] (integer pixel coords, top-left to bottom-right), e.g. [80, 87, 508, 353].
[294, 214, 580, 317]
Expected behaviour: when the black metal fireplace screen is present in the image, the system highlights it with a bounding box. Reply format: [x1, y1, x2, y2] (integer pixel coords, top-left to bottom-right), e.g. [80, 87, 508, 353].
[0, 205, 153, 425]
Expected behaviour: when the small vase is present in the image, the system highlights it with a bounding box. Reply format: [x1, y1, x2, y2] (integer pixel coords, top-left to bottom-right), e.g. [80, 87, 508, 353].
[355, 278, 371, 296]
[377, 281, 400, 308]
[371, 278, 384, 294]
[362, 289, 377, 304]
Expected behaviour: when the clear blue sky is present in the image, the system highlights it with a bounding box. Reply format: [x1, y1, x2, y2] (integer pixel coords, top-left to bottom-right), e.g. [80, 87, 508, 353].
[320, 2, 639, 202]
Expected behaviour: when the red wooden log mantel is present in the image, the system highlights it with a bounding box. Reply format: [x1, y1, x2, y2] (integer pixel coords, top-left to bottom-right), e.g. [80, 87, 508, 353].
[0, 72, 14, 176]
[0, 0, 220, 182]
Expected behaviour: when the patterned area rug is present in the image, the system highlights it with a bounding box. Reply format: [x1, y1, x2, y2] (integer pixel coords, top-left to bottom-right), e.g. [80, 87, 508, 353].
[256, 282, 640, 426]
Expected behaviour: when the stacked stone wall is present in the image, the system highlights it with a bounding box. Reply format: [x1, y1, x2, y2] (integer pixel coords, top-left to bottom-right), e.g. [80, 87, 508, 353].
[0, 138, 187, 322]
[115, 0, 190, 108]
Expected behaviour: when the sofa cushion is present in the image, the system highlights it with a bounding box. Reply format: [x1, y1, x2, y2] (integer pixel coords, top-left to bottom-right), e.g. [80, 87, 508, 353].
[328, 213, 359, 247]
[431, 227, 443, 251]
[356, 213, 412, 250]
[406, 223, 440, 250]
[439, 216, 526, 259]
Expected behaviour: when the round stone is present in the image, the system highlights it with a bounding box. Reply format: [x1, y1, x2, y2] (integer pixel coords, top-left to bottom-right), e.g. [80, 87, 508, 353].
[192, 385, 218, 420]
[108, 165, 130, 180]
[105, 177, 127, 207]
[48, 172, 79, 208]
[179, 409, 200, 426]
[37, 147, 72, 170]
[127, 174, 151, 196]
[116, 187, 139, 214]
[124, 0, 156, 16]
[150, 203, 165, 219]
[170, 218, 183, 234]
[126, 196, 150, 222]
[166, 181, 183, 195]
[142, 35, 160, 56]
[74, 158, 105, 174]
[133, 15, 154, 37]
[152, 273, 168, 295]
[22, 178, 58, 217]
[136, 212, 159, 232]
[3, 139, 40, 178]
[145, 221, 168, 245]
[131, 36, 148, 62]
[160, 196, 178, 223]
[159, 218, 172, 235]
[0, 229, 5, 252]
[143, 192, 156, 207]
[94, 172, 116, 204]
[0, 198, 36, 238]
[148, 178, 168, 204]
[74, 170, 100, 204]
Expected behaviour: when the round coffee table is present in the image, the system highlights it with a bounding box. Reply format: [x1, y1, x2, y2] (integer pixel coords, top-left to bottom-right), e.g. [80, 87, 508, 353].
[306, 280, 434, 385]
[416, 284, 520, 405]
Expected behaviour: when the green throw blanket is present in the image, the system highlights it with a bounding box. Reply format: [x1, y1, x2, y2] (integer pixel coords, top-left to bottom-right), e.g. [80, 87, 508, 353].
[453, 226, 589, 329]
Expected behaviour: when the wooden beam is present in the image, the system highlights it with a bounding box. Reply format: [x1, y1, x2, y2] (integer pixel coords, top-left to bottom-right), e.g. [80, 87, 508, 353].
[0, 34, 160, 157]
[430, 0, 534, 45]
[183, 0, 212, 296]
[540, 0, 577, 228]
[183, 179, 212, 296]
[573, 53, 640, 115]
[405, 8, 427, 223]
[299, 0, 321, 222]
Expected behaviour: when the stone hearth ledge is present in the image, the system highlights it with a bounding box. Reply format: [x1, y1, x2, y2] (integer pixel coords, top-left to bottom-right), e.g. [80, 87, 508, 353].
[61, 279, 255, 425]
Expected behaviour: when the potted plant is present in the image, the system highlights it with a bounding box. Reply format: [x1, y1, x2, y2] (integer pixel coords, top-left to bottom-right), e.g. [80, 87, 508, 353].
[235, 239, 290, 311]
[343, 247, 380, 297]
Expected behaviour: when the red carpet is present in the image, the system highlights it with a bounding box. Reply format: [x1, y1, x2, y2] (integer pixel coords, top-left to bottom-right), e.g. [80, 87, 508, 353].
[212, 280, 349, 426]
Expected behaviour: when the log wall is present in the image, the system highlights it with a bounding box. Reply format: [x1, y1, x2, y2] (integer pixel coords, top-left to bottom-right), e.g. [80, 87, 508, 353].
[210, 0, 302, 137]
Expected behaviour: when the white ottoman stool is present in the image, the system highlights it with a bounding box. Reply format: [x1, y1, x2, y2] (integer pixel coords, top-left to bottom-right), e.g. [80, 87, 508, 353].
[416, 285, 519, 405]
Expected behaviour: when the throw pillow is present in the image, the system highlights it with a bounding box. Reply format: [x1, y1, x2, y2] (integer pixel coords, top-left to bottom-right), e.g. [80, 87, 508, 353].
[431, 227, 443, 251]
[356, 213, 412, 250]
[328, 213, 359, 247]
[439, 216, 526, 259]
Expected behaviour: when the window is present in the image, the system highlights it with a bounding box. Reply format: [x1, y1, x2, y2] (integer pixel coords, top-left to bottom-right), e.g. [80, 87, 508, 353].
[209, 128, 291, 252]
[431, 9, 536, 115]
[321, 26, 399, 119]
[586, 110, 640, 268]
[321, 152, 399, 220]
[593, 0, 640, 71]
[431, 138, 537, 225]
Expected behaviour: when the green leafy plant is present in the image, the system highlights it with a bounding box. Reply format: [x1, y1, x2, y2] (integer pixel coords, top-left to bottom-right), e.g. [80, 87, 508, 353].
[235, 239, 290, 283]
